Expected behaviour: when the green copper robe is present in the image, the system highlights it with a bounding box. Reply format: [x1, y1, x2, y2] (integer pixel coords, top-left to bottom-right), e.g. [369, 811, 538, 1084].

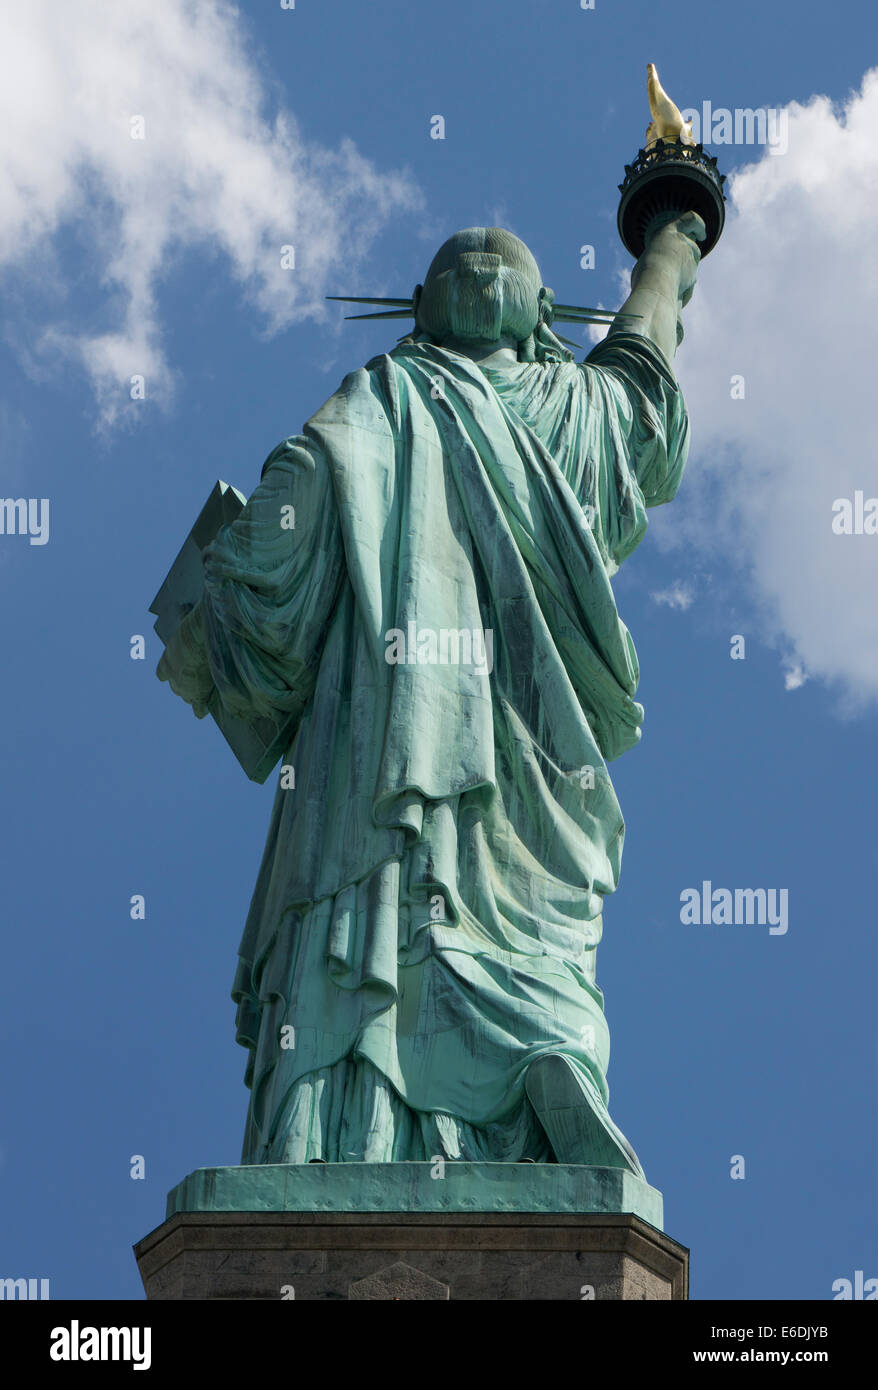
[167, 332, 688, 1164]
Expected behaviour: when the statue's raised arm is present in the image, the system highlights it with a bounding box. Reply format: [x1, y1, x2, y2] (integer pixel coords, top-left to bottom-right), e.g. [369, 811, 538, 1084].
[609, 208, 705, 364]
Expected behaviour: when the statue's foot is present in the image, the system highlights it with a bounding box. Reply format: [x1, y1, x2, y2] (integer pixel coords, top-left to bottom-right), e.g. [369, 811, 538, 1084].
[525, 1054, 647, 1180]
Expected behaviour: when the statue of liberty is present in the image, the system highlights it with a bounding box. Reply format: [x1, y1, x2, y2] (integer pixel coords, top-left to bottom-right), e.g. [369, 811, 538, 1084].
[156, 209, 704, 1177]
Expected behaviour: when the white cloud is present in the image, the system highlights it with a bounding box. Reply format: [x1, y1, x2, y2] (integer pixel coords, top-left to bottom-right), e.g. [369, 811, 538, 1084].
[650, 68, 878, 711]
[0, 0, 421, 426]
[651, 581, 695, 611]
[784, 664, 807, 691]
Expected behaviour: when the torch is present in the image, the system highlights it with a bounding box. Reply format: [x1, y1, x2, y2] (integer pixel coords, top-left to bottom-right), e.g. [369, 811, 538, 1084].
[617, 63, 726, 260]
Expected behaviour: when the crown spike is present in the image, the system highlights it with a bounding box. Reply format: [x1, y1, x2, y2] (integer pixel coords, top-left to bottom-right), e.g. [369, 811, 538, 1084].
[326, 296, 414, 309]
[343, 309, 415, 320]
[327, 295, 639, 326]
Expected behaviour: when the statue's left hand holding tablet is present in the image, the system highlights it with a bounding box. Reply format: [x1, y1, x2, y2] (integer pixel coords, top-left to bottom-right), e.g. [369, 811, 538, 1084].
[157, 601, 214, 719]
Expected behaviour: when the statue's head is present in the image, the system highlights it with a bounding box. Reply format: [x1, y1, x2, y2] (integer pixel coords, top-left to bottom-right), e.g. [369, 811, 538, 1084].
[413, 227, 545, 350]
[330, 229, 612, 362]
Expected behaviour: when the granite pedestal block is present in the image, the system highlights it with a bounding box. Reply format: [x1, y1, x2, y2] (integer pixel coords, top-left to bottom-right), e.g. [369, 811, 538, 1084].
[134, 1163, 688, 1301]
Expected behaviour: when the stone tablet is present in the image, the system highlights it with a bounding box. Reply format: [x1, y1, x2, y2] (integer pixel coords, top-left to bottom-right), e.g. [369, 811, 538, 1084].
[150, 480, 295, 783]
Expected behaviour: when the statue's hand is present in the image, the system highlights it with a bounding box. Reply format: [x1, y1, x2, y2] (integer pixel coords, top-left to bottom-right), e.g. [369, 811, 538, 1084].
[157, 604, 214, 718]
[643, 210, 705, 305]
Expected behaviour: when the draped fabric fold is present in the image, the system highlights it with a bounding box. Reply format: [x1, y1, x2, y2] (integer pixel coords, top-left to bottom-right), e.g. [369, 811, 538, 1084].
[165, 332, 688, 1163]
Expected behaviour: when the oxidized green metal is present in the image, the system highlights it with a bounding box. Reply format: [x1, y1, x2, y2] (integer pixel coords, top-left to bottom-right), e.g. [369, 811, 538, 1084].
[155, 214, 704, 1194]
[166, 1162, 664, 1228]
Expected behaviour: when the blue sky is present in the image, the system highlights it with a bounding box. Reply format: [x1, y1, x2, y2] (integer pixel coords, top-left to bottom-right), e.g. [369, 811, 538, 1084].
[1, 0, 876, 1300]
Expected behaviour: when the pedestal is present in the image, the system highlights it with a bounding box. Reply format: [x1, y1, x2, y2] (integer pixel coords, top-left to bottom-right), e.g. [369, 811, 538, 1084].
[134, 1163, 688, 1301]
